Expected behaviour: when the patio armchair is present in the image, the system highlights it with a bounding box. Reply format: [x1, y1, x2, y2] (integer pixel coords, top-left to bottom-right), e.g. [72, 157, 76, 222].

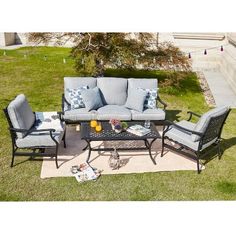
[3, 94, 66, 168]
[161, 106, 231, 173]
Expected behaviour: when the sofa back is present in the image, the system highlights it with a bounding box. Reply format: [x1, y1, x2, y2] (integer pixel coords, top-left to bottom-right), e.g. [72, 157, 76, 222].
[64, 77, 97, 103]
[97, 77, 128, 105]
[64, 77, 158, 106]
[128, 78, 158, 93]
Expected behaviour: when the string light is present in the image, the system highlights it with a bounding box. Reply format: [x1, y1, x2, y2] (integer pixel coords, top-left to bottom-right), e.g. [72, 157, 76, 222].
[188, 53, 191, 59]
[221, 45, 224, 52]
[204, 49, 207, 55]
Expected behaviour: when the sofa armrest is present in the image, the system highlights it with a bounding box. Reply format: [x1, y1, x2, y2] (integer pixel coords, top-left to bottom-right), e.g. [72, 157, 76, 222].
[157, 96, 167, 110]
[61, 94, 65, 114]
[62, 93, 71, 114]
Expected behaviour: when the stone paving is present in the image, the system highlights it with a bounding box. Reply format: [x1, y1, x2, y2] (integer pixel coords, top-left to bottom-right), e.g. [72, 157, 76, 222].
[203, 70, 236, 108]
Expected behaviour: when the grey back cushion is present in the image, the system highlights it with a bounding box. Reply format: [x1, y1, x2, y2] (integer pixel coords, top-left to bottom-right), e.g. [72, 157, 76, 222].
[128, 78, 158, 92]
[7, 94, 35, 138]
[125, 88, 147, 112]
[191, 106, 229, 142]
[81, 87, 104, 111]
[97, 77, 128, 105]
[64, 77, 97, 103]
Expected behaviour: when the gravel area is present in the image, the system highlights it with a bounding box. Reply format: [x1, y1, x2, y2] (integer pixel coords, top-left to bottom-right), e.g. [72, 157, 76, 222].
[196, 71, 216, 107]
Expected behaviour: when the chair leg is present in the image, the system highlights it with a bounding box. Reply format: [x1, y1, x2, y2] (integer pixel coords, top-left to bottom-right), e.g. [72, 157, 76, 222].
[196, 153, 201, 174]
[161, 137, 165, 157]
[10, 150, 15, 167]
[63, 128, 66, 148]
[217, 142, 222, 160]
[55, 145, 59, 169]
[63, 130, 66, 148]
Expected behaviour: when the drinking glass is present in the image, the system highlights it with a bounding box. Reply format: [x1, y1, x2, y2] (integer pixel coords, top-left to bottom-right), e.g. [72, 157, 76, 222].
[144, 120, 150, 128]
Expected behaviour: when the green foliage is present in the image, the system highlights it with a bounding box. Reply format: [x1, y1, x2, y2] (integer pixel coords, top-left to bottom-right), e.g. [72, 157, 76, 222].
[74, 53, 98, 76]
[104, 68, 197, 88]
[28, 33, 191, 77]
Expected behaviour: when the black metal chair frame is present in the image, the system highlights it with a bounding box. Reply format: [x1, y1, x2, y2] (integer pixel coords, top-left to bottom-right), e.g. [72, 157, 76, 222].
[61, 93, 168, 125]
[161, 109, 231, 173]
[3, 108, 66, 169]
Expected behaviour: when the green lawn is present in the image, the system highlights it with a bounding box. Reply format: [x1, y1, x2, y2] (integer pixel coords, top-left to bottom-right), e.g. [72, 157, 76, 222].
[0, 47, 236, 201]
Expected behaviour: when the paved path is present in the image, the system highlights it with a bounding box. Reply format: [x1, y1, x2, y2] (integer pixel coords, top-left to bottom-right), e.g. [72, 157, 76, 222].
[203, 70, 236, 108]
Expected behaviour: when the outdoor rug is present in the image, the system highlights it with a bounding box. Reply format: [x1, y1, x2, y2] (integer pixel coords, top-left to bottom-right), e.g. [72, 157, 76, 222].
[40, 126, 204, 178]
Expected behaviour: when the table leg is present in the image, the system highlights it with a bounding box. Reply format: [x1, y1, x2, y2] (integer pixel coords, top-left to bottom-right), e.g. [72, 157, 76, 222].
[85, 140, 92, 163]
[82, 144, 89, 151]
[145, 138, 157, 165]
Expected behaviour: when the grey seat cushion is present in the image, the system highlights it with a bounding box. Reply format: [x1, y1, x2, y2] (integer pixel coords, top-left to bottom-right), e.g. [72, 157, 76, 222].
[64, 77, 97, 103]
[164, 120, 217, 151]
[192, 106, 229, 141]
[97, 77, 128, 105]
[16, 131, 63, 148]
[81, 87, 103, 111]
[97, 105, 131, 120]
[7, 94, 35, 138]
[16, 112, 65, 148]
[64, 108, 98, 121]
[125, 88, 147, 112]
[131, 108, 165, 120]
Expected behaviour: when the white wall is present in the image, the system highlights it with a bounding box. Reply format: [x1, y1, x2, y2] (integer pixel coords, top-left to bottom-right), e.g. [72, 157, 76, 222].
[0, 33, 16, 46]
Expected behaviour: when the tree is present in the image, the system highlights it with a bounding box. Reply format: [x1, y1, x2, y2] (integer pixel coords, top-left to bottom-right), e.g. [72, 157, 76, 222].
[28, 32, 191, 77]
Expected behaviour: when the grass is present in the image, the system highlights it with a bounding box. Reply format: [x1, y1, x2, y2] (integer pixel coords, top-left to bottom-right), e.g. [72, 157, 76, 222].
[0, 46, 236, 201]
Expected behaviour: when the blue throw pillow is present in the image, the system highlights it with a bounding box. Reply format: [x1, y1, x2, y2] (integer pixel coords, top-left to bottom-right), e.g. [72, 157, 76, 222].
[125, 88, 147, 112]
[67, 86, 88, 109]
[81, 87, 104, 111]
[138, 88, 158, 109]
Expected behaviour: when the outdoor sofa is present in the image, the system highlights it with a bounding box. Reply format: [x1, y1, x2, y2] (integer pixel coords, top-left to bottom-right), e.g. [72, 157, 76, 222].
[62, 77, 167, 124]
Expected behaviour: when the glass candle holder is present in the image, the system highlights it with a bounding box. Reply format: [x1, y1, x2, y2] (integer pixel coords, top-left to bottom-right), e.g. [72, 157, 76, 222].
[90, 120, 97, 128]
[95, 122, 102, 132]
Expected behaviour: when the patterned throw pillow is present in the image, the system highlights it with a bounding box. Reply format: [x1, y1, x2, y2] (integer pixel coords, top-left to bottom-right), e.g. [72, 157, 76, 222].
[67, 86, 88, 109]
[138, 88, 158, 109]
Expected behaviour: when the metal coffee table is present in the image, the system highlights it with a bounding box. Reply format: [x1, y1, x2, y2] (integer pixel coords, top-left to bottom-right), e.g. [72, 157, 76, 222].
[80, 121, 161, 165]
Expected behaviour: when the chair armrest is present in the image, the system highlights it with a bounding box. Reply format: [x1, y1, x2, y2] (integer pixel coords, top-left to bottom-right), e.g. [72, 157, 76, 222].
[157, 96, 167, 110]
[10, 127, 56, 134]
[29, 128, 56, 133]
[163, 120, 203, 136]
[187, 111, 201, 121]
[9, 128, 29, 133]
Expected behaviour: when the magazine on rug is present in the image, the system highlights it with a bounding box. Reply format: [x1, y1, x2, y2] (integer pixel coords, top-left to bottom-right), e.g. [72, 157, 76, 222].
[127, 124, 151, 136]
[71, 162, 101, 183]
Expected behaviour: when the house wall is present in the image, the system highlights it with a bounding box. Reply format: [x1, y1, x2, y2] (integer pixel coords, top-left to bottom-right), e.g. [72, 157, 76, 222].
[0, 33, 16, 46]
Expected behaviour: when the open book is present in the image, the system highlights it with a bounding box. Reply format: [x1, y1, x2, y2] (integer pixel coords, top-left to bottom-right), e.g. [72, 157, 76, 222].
[71, 163, 101, 183]
[126, 124, 151, 136]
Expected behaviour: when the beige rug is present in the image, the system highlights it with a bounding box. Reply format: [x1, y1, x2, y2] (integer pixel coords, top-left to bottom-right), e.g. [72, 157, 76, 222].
[40, 126, 204, 178]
